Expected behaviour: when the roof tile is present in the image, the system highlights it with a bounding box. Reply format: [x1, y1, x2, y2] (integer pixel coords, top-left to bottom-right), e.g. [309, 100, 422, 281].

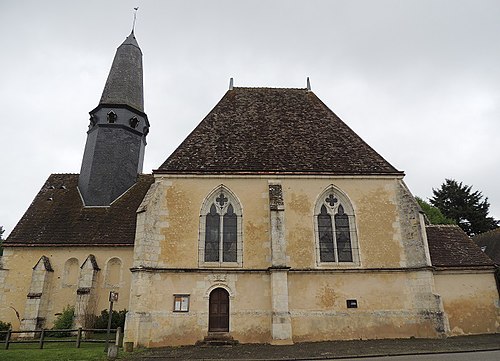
[426, 225, 494, 268]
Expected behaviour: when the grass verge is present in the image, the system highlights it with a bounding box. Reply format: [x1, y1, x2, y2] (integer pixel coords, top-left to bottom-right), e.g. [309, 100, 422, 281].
[0, 341, 123, 361]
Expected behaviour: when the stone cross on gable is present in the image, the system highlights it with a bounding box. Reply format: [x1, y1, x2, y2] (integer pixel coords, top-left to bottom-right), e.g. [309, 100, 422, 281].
[216, 193, 228, 207]
[325, 194, 338, 207]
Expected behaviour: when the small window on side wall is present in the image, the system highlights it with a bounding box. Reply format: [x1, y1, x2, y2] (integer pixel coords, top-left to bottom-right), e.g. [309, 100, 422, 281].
[173, 294, 190, 312]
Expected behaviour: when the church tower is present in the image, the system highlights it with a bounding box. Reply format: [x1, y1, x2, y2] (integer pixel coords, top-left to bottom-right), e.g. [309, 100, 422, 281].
[79, 31, 149, 206]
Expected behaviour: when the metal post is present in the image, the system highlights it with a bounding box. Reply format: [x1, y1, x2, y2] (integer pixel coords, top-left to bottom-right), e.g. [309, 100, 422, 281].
[76, 327, 82, 348]
[105, 299, 114, 352]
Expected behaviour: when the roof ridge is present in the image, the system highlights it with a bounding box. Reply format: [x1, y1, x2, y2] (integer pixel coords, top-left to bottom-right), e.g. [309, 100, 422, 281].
[426, 224, 461, 228]
[233, 86, 308, 90]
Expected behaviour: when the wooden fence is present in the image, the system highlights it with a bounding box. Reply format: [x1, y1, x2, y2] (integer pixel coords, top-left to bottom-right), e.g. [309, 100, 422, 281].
[0, 327, 122, 350]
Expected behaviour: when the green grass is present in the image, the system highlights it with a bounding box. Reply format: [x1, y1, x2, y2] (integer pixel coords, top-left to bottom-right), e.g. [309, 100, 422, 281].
[0, 341, 124, 361]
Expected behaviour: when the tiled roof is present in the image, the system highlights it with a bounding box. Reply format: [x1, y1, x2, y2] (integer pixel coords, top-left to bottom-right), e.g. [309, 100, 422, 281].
[4, 174, 154, 247]
[426, 225, 494, 268]
[473, 228, 500, 265]
[157, 87, 402, 175]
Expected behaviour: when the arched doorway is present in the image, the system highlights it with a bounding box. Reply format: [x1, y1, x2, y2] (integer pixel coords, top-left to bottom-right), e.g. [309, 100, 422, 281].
[209, 288, 229, 332]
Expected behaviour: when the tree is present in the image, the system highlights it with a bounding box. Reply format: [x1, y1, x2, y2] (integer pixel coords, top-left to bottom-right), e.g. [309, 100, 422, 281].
[430, 179, 499, 236]
[50, 305, 74, 337]
[415, 197, 455, 225]
[93, 309, 127, 330]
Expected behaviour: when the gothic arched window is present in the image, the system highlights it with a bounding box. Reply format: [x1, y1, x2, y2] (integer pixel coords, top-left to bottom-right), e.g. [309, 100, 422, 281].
[199, 186, 242, 266]
[314, 186, 359, 265]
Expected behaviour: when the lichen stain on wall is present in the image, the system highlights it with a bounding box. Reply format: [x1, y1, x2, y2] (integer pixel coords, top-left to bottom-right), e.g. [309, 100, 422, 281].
[162, 184, 197, 267]
[244, 220, 270, 267]
[317, 284, 338, 308]
[288, 192, 311, 216]
[291, 311, 437, 342]
[357, 188, 400, 267]
[149, 315, 204, 347]
[444, 300, 497, 334]
[232, 322, 271, 343]
[287, 225, 314, 268]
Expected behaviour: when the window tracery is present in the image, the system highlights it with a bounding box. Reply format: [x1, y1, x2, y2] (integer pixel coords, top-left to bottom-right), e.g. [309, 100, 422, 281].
[315, 186, 359, 265]
[199, 186, 242, 267]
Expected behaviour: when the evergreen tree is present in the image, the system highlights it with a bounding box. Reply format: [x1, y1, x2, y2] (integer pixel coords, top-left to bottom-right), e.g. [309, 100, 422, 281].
[430, 179, 499, 236]
[415, 197, 455, 225]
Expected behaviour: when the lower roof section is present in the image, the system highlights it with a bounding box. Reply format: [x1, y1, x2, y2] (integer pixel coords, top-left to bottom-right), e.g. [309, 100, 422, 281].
[426, 225, 495, 268]
[4, 173, 154, 247]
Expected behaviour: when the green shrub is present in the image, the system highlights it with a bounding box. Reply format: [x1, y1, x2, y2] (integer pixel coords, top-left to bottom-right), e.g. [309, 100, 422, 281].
[50, 305, 74, 337]
[94, 309, 127, 330]
[0, 320, 11, 340]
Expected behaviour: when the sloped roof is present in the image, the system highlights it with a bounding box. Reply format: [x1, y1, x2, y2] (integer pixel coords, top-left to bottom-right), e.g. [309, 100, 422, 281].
[473, 227, 500, 265]
[157, 87, 402, 175]
[4, 174, 154, 247]
[426, 225, 494, 268]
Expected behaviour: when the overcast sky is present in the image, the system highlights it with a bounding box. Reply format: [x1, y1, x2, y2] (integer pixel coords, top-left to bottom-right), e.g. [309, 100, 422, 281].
[1, 0, 499, 237]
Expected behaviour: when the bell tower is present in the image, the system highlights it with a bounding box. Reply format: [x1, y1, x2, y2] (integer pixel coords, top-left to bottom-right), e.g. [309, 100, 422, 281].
[78, 31, 149, 206]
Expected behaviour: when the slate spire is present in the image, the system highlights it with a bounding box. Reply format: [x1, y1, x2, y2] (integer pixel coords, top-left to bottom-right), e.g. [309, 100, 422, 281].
[78, 31, 149, 206]
[99, 31, 144, 112]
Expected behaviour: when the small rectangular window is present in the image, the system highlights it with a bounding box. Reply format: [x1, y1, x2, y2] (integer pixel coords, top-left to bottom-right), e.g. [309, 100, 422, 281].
[173, 294, 190, 312]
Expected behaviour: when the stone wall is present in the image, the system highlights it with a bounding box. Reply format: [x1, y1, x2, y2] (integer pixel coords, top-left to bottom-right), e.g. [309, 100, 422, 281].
[434, 271, 500, 335]
[132, 175, 415, 271]
[126, 175, 456, 346]
[126, 271, 272, 347]
[0, 247, 133, 330]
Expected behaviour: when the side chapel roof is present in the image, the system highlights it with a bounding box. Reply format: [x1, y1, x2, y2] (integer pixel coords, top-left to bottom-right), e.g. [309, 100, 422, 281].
[473, 227, 500, 265]
[4, 174, 154, 247]
[426, 225, 495, 268]
[157, 87, 402, 176]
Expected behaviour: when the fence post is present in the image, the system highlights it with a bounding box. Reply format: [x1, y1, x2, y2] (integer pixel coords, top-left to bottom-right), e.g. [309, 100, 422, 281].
[4, 328, 11, 350]
[105, 293, 115, 352]
[39, 328, 45, 349]
[76, 327, 82, 348]
[115, 327, 122, 347]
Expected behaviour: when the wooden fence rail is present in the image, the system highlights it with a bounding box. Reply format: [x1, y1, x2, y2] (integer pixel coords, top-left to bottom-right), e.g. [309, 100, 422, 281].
[0, 327, 122, 350]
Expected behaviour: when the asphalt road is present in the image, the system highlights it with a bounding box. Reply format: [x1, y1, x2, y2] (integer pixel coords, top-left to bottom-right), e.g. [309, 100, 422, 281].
[338, 350, 500, 361]
[125, 334, 500, 361]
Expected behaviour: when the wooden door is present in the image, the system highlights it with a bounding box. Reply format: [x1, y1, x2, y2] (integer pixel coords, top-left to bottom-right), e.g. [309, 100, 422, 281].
[209, 288, 229, 332]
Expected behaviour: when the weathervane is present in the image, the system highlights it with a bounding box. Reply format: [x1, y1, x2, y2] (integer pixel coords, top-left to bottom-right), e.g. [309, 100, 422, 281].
[132, 7, 139, 32]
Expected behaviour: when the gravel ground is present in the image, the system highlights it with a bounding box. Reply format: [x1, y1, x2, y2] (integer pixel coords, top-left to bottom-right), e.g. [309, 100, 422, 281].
[123, 334, 500, 361]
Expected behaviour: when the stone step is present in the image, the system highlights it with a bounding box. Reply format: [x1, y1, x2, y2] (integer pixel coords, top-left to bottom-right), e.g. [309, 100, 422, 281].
[196, 332, 239, 346]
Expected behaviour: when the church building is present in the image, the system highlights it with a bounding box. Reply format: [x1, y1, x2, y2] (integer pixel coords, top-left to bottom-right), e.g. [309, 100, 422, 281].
[1, 31, 498, 347]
